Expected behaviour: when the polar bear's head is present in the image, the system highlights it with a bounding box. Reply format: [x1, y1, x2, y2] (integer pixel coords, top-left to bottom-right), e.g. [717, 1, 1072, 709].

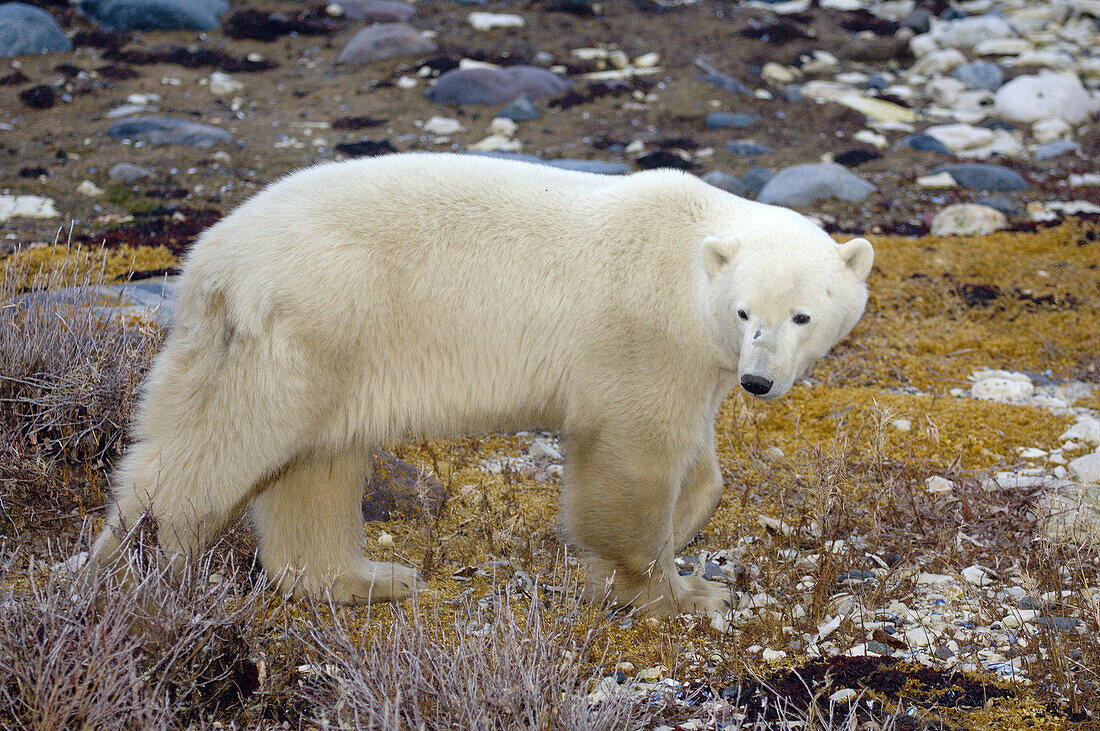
[698, 214, 874, 400]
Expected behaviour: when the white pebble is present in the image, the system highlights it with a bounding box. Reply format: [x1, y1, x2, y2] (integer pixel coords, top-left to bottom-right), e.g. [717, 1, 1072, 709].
[76, 179, 104, 197]
[467, 12, 524, 31]
[829, 688, 858, 703]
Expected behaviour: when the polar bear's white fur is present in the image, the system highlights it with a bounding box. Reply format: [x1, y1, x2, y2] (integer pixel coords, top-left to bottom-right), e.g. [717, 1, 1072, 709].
[91, 152, 873, 617]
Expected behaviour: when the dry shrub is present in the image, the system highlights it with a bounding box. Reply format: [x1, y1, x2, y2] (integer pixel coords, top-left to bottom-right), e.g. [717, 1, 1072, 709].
[290, 566, 648, 730]
[0, 245, 163, 540]
[0, 530, 277, 730]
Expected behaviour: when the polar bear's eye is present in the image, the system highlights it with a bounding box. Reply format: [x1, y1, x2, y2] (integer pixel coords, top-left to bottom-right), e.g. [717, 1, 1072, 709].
[737, 309, 749, 321]
[793, 313, 811, 325]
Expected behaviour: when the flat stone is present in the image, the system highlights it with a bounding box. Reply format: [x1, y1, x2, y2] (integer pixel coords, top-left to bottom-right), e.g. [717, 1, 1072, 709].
[930, 203, 1008, 236]
[108, 116, 233, 147]
[503, 66, 569, 98]
[471, 151, 629, 174]
[701, 170, 746, 196]
[1033, 140, 1080, 161]
[1061, 418, 1100, 447]
[15, 279, 178, 326]
[79, 0, 228, 32]
[108, 162, 155, 183]
[0, 194, 59, 222]
[705, 112, 757, 129]
[929, 14, 1016, 50]
[894, 134, 952, 155]
[467, 11, 523, 30]
[757, 162, 875, 207]
[924, 123, 994, 154]
[1069, 453, 1100, 484]
[427, 66, 566, 106]
[336, 22, 437, 65]
[0, 2, 72, 57]
[497, 94, 539, 121]
[726, 140, 774, 157]
[362, 450, 447, 521]
[930, 163, 1028, 192]
[970, 371, 1034, 402]
[994, 72, 1096, 126]
[951, 61, 1004, 91]
[1029, 616, 1081, 632]
[741, 167, 774, 196]
[545, 158, 629, 174]
[327, 0, 414, 21]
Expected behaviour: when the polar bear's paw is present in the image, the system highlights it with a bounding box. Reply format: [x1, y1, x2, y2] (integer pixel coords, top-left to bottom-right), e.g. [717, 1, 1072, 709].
[274, 559, 419, 605]
[326, 560, 420, 605]
[657, 574, 734, 620]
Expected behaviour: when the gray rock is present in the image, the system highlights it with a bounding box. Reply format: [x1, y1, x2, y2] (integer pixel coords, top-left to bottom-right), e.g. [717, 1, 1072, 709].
[741, 167, 774, 196]
[16, 278, 178, 326]
[470, 151, 629, 175]
[701, 170, 746, 196]
[108, 116, 233, 147]
[894, 134, 951, 155]
[837, 570, 875, 584]
[1033, 139, 1080, 161]
[931, 163, 1028, 192]
[951, 61, 1004, 91]
[108, 162, 154, 183]
[336, 22, 436, 65]
[427, 68, 520, 105]
[706, 112, 757, 129]
[503, 66, 569, 98]
[866, 641, 891, 656]
[427, 66, 566, 106]
[975, 196, 1020, 216]
[545, 158, 629, 174]
[363, 450, 447, 521]
[497, 94, 539, 121]
[727, 140, 774, 157]
[79, 0, 228, 31]
[757, 162, 875, 207]
[0, 2, 71, 57]
[900, 6, 931, 33]
[865, 74, 890, 91]
[1030, 616, 1082, 632]
[329, 0, 414, 21]
[701, 71, 750, 95]
[934, 644, 955, 659]
[703, 562, 724, 580]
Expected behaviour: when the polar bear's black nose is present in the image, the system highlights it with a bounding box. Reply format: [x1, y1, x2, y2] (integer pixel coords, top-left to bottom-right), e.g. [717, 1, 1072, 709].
[741, 375, 773, 396]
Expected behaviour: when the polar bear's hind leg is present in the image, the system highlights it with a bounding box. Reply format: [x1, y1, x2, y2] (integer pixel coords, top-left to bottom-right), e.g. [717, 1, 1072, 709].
[250, 447, 417, 604]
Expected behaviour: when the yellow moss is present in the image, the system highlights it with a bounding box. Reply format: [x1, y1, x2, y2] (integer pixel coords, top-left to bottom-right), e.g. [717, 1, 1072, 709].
[944, 696, 1076, 731]
[2, 243, 177, 290]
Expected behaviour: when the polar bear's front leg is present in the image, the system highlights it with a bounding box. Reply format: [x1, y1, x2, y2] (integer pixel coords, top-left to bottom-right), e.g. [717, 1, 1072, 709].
[673, 442, 724, 553]
[562, 429, 731, 618]
[250, 448, 418, 604]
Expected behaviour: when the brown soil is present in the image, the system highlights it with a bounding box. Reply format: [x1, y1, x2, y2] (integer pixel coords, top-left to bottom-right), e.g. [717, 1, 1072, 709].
[3, 0, 1097, 256]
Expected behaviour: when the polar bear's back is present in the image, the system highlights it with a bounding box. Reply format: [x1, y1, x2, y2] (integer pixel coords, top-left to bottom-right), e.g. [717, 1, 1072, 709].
[171, 154, 721, 439]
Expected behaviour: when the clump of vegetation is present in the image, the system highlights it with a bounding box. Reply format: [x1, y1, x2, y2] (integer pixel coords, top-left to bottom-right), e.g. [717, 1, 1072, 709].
[0, 532, 277, 730]
[0, 245, 164, 546]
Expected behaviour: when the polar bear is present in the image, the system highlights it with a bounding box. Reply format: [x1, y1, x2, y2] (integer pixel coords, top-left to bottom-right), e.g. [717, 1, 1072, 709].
[91, 152, 873, 618]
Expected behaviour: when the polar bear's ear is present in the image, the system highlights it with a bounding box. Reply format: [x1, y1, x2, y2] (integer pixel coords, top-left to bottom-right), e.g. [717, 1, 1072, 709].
[837, 237, 874, 280]
[701, 236, 739, 279]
